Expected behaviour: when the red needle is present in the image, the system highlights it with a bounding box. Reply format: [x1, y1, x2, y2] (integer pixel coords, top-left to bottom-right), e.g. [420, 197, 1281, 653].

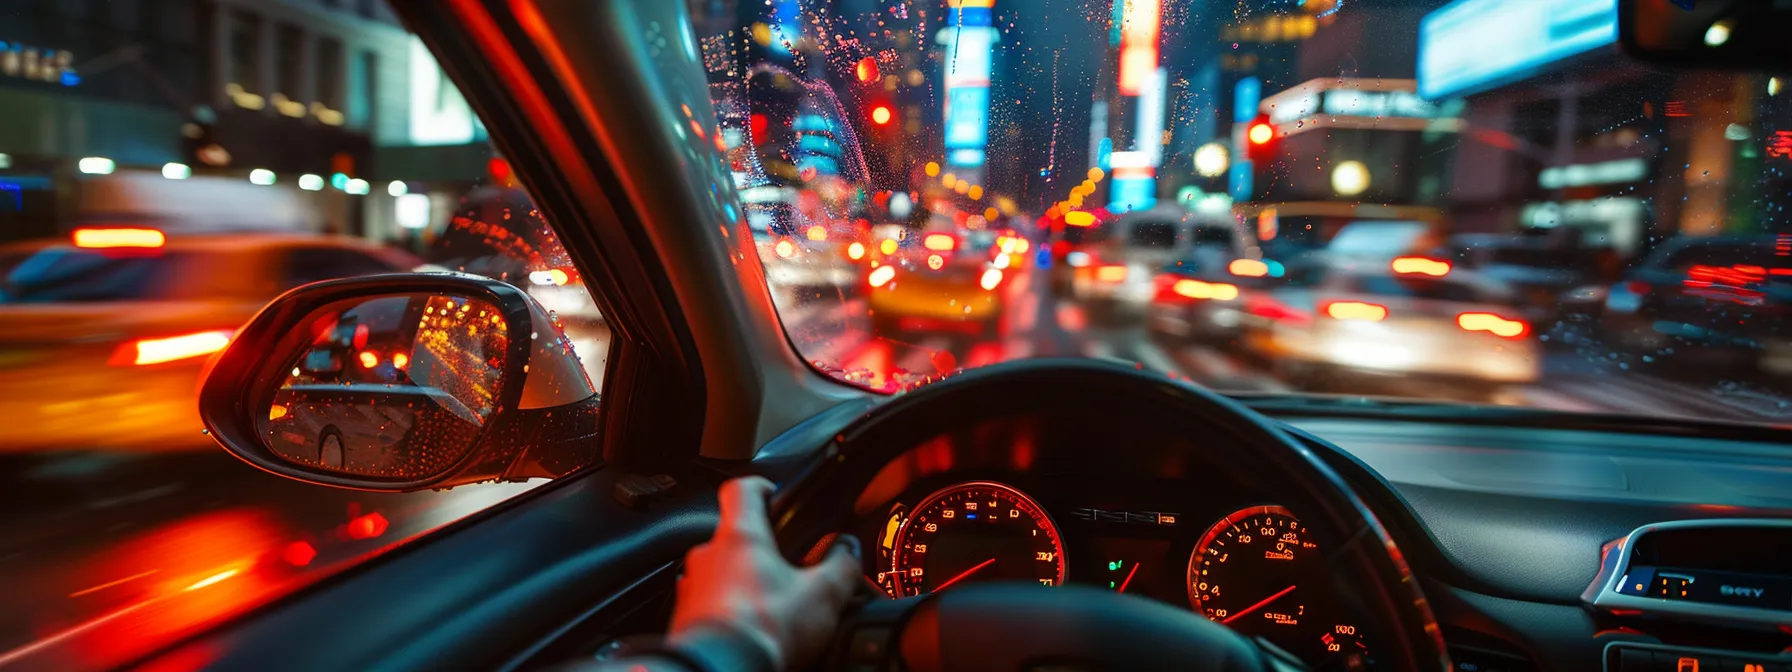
[1221, 584, 1297, 624]
[1116, 562, 1141, 593]
[930, 558, 996, 593]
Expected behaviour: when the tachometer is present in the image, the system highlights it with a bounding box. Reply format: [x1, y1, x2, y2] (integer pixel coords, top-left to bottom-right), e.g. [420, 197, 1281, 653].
[1188, 506, 1372, 667]
[890, 481, 1065, 597]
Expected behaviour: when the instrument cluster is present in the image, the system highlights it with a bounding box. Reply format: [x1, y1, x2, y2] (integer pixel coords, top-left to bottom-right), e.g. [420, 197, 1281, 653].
[856, 477, 1377, 670]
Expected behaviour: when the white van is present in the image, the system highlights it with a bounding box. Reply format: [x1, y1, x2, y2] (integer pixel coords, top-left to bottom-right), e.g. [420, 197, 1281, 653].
[1072, 206, 1242, 320]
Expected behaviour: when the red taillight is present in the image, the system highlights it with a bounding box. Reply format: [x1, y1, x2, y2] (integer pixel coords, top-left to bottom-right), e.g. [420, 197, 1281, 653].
[923, 233, 957, 251]
[110, 329, 234, 366]
[1322, 301, 1388, 321]
[1095, 265, 1127, 283]
[1624, 280, 1651, 295]
[1457, 312, 1529, 339]
[1249, 299, 1310, 324]
[1172, 278, 1239, 300]
[73, 228, 165, 248]
[1391, 257, 1451, 277]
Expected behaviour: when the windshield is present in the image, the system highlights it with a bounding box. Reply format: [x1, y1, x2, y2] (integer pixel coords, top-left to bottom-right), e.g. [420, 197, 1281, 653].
[694, 0, 1792, 423]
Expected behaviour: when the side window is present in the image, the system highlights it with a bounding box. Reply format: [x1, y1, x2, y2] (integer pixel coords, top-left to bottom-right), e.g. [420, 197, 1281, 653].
[282, 247, 403, 287]
[0, 2, 608, 664]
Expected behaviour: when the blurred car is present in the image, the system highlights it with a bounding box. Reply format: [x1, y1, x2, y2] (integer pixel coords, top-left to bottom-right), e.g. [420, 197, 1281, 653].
[1239, 255, 1541, 394]
[1072, 206, 1239, 321]
[1147, 253, 1291, 347]
[1442, 233, 1618, 325]
[0, 229, 420, 452]
[1045, 210, 1112, 295]
[867, 229, 1009, 337]
[746, 200, 859, 298]
[418, 184, 611, 382]
[1600, 235, 1791, 375]
[420, 184, 603, 322]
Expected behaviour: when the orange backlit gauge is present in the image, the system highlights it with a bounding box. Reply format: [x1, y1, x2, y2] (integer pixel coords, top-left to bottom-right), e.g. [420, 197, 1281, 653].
[889, 482, 1065, 597]
[1390, 257, 1451, 277]
[1188, 506, 1372, 666]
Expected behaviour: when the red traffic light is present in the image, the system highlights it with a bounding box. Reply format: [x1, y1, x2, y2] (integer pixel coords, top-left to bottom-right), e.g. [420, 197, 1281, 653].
[871, 105, 894, 126]
[1247, 122, 1275, 145]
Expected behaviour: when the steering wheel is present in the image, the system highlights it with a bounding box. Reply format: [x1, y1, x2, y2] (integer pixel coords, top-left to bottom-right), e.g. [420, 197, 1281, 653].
[770, 359, 1449, 672]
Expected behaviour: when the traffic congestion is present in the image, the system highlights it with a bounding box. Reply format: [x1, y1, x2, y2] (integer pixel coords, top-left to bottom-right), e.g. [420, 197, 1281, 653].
[2, 0, 1791, 666]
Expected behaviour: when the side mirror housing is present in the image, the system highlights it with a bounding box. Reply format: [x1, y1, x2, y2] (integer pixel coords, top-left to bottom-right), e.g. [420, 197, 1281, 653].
[1619, 0, 1792, 69]
[199, 273, 601, 492]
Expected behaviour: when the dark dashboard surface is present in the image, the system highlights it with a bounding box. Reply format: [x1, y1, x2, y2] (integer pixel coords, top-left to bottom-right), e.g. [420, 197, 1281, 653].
[1289, 417, 1792, 604]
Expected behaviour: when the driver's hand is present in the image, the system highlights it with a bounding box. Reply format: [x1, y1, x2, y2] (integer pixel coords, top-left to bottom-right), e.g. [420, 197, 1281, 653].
[669, 476, 861, 671]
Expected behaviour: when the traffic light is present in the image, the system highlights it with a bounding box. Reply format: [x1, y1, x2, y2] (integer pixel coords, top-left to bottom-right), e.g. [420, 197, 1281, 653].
[1243, 115, 1279, 163]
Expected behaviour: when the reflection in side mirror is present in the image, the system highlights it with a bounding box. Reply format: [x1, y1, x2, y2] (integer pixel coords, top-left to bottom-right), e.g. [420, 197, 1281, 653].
[1620, 0, 1792, 69]
[265, 293, 509, 480]
[199, 273, 601, 492]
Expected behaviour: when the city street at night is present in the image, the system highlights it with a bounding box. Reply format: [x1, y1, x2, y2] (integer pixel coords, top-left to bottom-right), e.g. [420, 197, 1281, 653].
[5, 0, 1792, 669]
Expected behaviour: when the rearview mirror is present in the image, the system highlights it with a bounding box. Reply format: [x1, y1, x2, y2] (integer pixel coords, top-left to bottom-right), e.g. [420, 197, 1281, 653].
[200, 273, 601, 492]
[1619, 0, 1792, 69]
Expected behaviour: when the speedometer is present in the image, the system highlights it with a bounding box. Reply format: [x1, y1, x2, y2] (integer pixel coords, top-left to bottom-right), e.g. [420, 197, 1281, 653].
[1188, 506, 1372, 667]
[890, 481, 1065, 597]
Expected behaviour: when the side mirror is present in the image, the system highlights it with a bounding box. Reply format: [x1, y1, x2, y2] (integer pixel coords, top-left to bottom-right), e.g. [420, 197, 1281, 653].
[199, 273, 601, 492]
[1619, 0, 1792, 69]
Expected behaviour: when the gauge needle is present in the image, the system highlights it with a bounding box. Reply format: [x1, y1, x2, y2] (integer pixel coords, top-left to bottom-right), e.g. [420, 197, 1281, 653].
[930, 558, 996, 593]
[1116, 562, 1141, 593]
[1221, 584, 1297, 625]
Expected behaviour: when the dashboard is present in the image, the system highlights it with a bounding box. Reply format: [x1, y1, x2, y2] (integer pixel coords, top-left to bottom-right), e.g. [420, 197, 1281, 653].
[809, 384, 1792, 672]
[836, 406, 1387, 670]
[852, 477, 1375, 667]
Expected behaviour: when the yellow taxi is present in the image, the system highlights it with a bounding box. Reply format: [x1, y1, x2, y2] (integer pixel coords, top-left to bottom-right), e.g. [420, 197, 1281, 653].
[866, 230, 1011, 337]
[0, 228, 419, 452]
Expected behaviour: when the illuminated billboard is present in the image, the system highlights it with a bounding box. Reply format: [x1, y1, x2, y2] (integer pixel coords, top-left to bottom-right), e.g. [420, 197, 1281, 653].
[1418, 0, 1616, 100]
[940, 0, 997, 167]
[1117, 0, 1161, 96]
